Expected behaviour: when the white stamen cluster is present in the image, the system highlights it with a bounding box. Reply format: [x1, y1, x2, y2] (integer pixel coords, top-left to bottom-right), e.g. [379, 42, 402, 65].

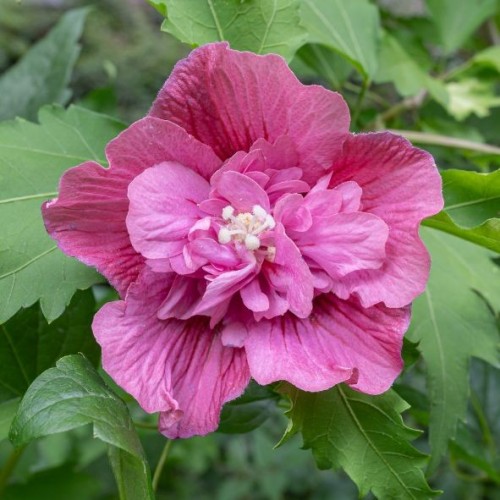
[218, 204, 276, 251]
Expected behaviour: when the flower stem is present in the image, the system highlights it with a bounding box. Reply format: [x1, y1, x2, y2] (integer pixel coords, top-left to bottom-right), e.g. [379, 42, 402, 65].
[0, 445, 26, 496]
[387, 130, 500, 155]
[152, 439, 172, 492]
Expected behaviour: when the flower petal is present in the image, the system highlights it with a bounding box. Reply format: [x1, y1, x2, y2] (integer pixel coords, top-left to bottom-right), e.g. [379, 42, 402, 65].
[107, 116, 222, 180]
[93, 270, 250, 439]
[150, 43, 350, 182]
[213, 170, 270, 212]
[264, 224, 314, 318]
[126, 162, 209, 262]
[42, 161, 143, 297]
[244, 294, 409, 394]
[194, 262, 258, 317]
[330, 132, 444, 307]
[296, 212, 389, 278]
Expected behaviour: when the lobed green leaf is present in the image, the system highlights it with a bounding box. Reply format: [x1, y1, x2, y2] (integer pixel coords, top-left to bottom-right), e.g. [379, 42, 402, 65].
[408, 229, 500, 472]
[0, 105, 124, 323]
[155, 0, 307, 61]
[278, 383, 437, 499]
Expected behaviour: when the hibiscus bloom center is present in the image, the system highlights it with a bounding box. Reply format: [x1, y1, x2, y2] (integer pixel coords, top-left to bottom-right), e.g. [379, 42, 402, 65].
[218, 204, 276, 255]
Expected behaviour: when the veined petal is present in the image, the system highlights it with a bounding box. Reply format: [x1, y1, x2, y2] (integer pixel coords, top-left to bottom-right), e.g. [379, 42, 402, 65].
[106, 116, 222, 180]
[330, 132, 443, 307]
[42, 161, 143, 297]
[149, 43, 349, 183]
[93, 270, 250, 439]
[244, 294, 409, 394]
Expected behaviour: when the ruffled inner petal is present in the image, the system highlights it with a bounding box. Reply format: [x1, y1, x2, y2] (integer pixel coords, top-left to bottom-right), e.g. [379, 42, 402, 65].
[297, 212, 389, 278]
[126, 162, 210, 265]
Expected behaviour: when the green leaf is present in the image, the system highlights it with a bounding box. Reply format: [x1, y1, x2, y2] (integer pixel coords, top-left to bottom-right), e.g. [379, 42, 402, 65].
[147, 0, 167, 16]
[10, 355, 153, 500]
[374, 32, 447, 105]
[300, 0, 381, 80]
[445, 79, 500, 121]
[439, 169, 500, 227]
[0, 399, 20, 441]
[278, 383, 437, 499]
[296, 44, 353, 88]
[0, 290, 99, 404]
[423, 169, 500, 252]
[474, 46, 500, 73]
[408, 228, 500, 472]
[157, 0, 307, 61]
[0, 105, 125, 323]
[426, 0, 497, 54]
[0, 8, 88, 122]
[218, 382, 279, 434]
[424, 212, 500, 253]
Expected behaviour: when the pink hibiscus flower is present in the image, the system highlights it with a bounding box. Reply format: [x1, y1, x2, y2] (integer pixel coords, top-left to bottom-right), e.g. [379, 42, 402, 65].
[42, 43, 443, 438]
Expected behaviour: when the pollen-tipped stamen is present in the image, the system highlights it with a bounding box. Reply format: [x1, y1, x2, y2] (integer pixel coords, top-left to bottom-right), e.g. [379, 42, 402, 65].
[218, 204, 275, 251]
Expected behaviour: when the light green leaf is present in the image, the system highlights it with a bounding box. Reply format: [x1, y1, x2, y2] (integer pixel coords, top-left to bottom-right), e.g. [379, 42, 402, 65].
[438, 169, 500, 227]
[278, 383, 437, 499]
[0, 8, 88, 122]
[445, 79, 500, 121]
[0, 290, 99, 404]
[474, 46, 500, 73]
[0, 399, 20, 441]
[424, 212, 500, 253]
[300, 0, 381, 79]
[147, 0, 167, 16]
[10, 355, 153, 500]
[408, 229, 500, 472]
[0, 105, 125, 323]
[374, 32, 448, 105]
[426, 0, 497, 54]
[423, 169, 500, 252]
[156, 0, 307, 61]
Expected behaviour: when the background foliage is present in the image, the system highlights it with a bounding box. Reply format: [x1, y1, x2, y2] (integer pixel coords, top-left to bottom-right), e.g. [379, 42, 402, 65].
[0, 0, 499, 498]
